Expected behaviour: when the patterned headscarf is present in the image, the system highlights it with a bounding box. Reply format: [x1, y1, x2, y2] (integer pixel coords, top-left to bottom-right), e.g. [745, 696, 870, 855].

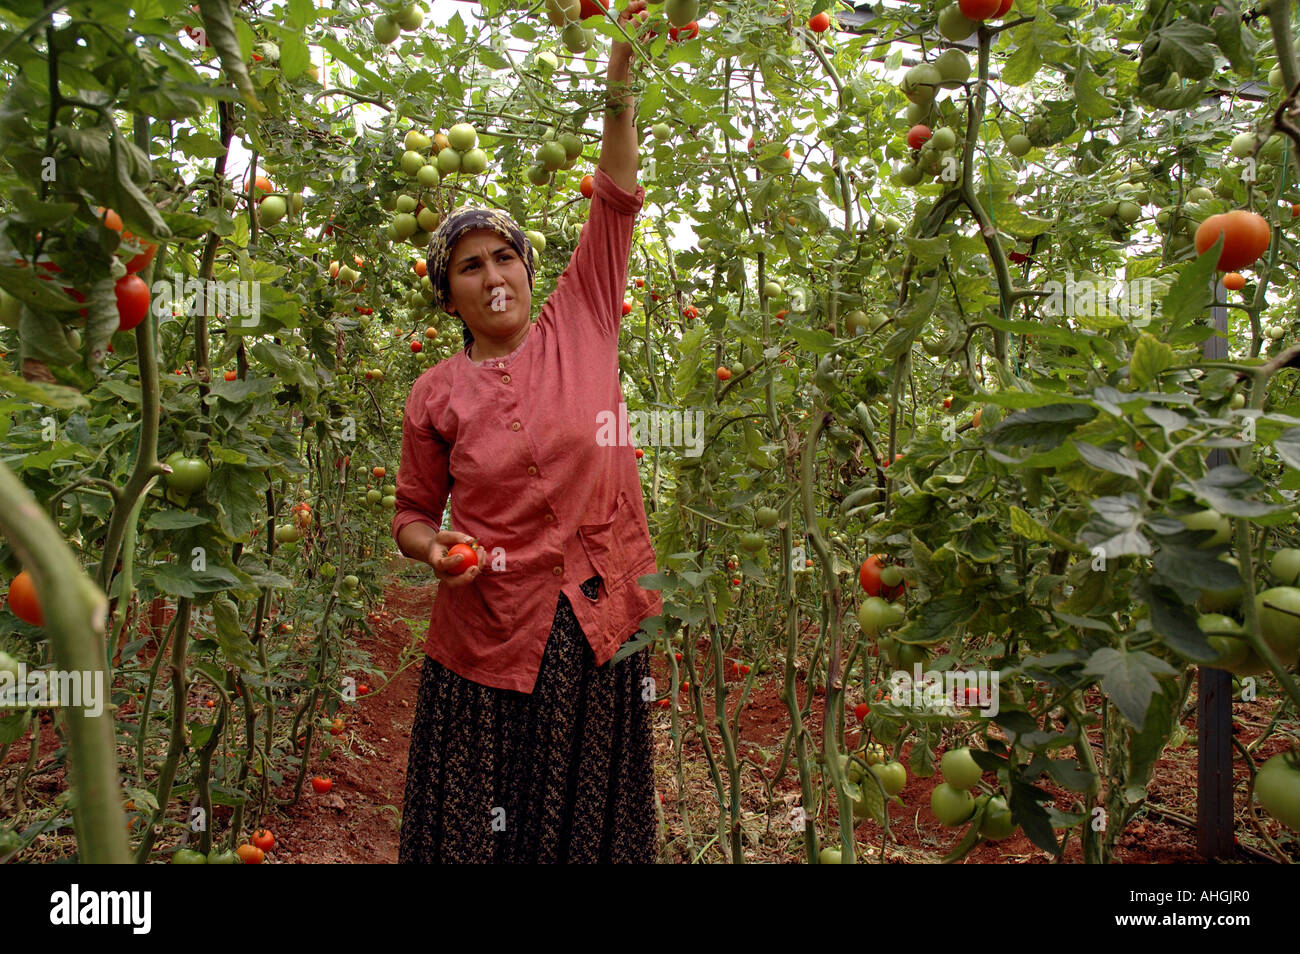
[425, 207, 536, 320]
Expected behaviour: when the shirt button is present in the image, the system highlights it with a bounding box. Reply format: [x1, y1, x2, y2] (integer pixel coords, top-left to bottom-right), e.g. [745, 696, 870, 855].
[553, 566, 562, 576]
[544, 514, 554, 523]
[511, 421, 521, 431]
[527, 465, 537, 475]
[502, 374, 511, 384]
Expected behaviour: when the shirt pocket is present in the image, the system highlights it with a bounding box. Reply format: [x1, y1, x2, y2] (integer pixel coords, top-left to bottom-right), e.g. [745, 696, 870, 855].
[443, 569, 516, 638]
[577, 492, 635, 591]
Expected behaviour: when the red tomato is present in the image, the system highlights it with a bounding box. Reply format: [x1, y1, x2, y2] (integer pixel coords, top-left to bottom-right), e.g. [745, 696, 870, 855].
[224, 370, 238, 381]
[995, 0, 1014, 14]
[251, 828, 274, 852]
[858, 555, 904, 600]
[1223, 271, 1246, 290]
[121, 233, 158, 273]
[668, 21, 699, 40]
[580, 174, 595, 199]
[236, 844, 264, 864]
[410, 341, 422, 352]
[445, 543, 478, 575]
[357, 684, 370, 696]
[7, 570, 43, 626]
[635, 448, 644, 459]
[808, 12, 831, 32]
[311, 777, 332, 794]
[372, 466, 386, 478]
[622, 299, 632, 315]
[114, 275, 151, 332]
[854, 702, 869, 721]
[1194, 210, 1271, 271]
[906, 124, 931, 149]
[959, 0, 1001, 18]
[716, 366, 732, 381]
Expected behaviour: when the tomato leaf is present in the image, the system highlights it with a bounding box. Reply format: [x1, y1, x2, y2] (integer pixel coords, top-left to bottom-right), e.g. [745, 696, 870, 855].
[1185, 464, 1283, 517]
[1137, 579, 1217, 662]
[196, 0, 263, 113]
[1071, 440, 1142, 479]
[1082, 647, 1178, 730]
[0, 370, 88, 409]
[985, 403, 1097, 450]
[894, 595, 975, 647]
[211, 596, 262, 671]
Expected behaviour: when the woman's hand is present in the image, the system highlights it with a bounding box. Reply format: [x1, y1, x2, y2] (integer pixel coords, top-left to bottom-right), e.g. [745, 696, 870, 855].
[425, 530, 482, 588]
[614, 0, 650, 49]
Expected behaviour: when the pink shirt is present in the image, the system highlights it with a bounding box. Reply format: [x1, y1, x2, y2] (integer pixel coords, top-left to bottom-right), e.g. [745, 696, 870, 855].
[391, 167, 663, 694]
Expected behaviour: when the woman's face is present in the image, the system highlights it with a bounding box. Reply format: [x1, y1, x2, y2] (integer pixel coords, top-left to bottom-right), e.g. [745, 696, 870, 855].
[444, 229, 531, 340]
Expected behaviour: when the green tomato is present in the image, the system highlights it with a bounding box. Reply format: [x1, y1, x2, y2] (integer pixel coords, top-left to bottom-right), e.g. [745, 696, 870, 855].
[739, 531, 765, 553]
[164, 453, 211, 495]
[367, 489, 382, 505]
[172, 848, 207, 864]
[894, 641, 929, 669]
[1254, 753, 1300, 830]
[869, 760, 906, 797]
[930, 782, 976, 826]
[977, 794, 1015, 840]
[1253, 587, 1300, 664]
[319, 562, 337, 580]
[275, 524, 300, 544]
[940, 747, 982, 790]
[1271, 549, 1300, 586]
[930, 127, 957, 151]
[1006, 133, 1031, 157]
[817, 846, 842, 864]
[755, 506, 779, 528]
[1178, 509, 1231, 548]
[341, 574, 359, 591]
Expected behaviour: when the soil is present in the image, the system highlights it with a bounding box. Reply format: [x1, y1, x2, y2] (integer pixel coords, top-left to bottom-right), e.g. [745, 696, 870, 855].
[2, 576, 1297, 864]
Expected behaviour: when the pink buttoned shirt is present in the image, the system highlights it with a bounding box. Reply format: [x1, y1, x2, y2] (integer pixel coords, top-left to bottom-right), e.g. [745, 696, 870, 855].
[391, 167, 663, 693]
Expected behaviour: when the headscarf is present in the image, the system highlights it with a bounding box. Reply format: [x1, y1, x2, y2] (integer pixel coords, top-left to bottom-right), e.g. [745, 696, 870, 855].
[425, 207, 536, 349]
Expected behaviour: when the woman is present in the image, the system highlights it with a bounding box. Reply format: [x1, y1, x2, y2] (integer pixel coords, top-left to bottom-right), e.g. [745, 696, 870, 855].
[391, 1, 662, 863]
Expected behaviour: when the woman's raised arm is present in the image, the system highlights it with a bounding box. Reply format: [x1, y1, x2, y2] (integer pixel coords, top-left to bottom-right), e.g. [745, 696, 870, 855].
[596, 0, 648, 194]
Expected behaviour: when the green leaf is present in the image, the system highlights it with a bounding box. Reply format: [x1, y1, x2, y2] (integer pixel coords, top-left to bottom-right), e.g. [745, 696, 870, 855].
[986, 403, 1097, 450]
[1272, 428, 1300, 471]
[1128, 333, 1174, 390]
[895, 595, 975, 646]
[1187, 464, 1284, 518]
[0, 371, 89, 409]
[1072, 60, 1113, 121]
[1145, 21, 1218, 81]
[279, 32, 311, 79]
[196, 0, 263, 113]
[1137, 579, 1217, 662]
[211, 596, 261, 670]
[1009, 506, 1050, 541]
[1072, 441, 1141, 479]
[1082, 648, 1178, 731]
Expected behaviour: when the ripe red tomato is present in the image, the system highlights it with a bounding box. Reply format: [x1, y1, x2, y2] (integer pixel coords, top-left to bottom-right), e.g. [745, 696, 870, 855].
[1194, 210, 1271, 271]
[716, 366, 732, 381]
[1008, 250, 1028, 264]
[580, 174, 595, 199]
[907, 124, 931, 149]
[808, 11, 831, 31]
[634, 448, 644, 459]
[854, 702, 869, 721]
[622, 299, 632, 315]
[114, 274, 151, 332]
[1223, 271, 1246, 290]
[579, 0, 607, 16]
[668, 21, 699, 40]
[224, 370, 238, 381]
[357, 684, 370, 696]
[251, 828, 275, 852]
[635, 278, 645, 288]
[246, 174, 273, 195]
[959, 0, 1001, 19]
[372, 466, 386, 478]
[121, 234, 158, 273]
[329, 716, 345, 736]
[7, 570, 43, 626]
[410, 340, 422, 352]
[236, 843, 264, 864]
[445, 543, 478, 575]
[858, 555, 904, 600]
[311, 777, 332, 794]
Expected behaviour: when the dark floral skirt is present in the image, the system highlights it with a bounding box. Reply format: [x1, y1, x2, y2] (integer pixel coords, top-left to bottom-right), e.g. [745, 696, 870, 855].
[399, 576, 658, 863]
